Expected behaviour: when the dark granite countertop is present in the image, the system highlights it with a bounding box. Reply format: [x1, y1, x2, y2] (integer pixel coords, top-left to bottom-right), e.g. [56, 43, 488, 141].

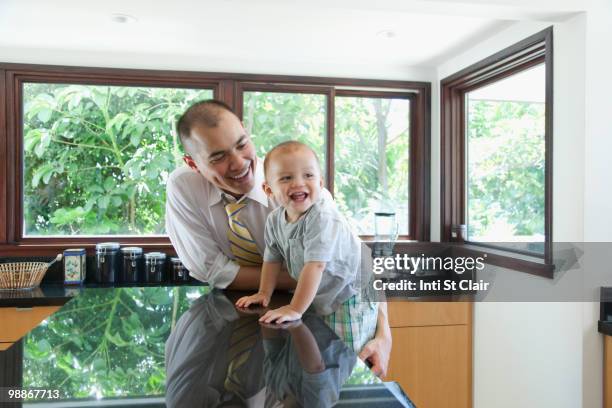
[599, 287, 612, 336]
[0, 285, 79, 308]
[2, 285, 414, 407]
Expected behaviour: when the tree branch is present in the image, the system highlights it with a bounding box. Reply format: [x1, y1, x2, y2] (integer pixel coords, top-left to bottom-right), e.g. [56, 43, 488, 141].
[51, 137, 116, 152]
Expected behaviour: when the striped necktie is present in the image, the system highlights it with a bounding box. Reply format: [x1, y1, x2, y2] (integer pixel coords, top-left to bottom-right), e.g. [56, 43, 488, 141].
[225, 201, 263, 266]
[224, 316, 260, 398]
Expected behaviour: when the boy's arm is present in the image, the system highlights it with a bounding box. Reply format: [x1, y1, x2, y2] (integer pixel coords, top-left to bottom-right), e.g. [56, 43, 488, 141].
[259, 261, 282, 298]
[289, 262, 325, 314]
[235, 261, 282, 308]
[288, 322, 325, 373]
[259, 261, 325, 323]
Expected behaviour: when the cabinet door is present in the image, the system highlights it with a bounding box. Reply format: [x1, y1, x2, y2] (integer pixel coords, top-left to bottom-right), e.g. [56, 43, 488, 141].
[0, 306, 61, 343]
[386, 324, 471, 408]
[388, 301, 471, 327]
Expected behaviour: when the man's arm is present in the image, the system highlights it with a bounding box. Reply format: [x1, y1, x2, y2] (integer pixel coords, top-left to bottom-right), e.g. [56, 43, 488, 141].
[228, 264, 297, 290]
[166, 172, 240, 287]
[359, 302, 392, 377]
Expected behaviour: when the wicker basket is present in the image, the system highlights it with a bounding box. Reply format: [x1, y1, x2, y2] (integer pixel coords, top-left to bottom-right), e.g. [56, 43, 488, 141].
[0, 262, 49, 290]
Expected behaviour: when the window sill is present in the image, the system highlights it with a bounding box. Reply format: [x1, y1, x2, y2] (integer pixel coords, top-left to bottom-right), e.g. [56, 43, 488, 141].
[387, 241, 554, 279]
[0, 240, 176, 257]
[449, 243, 554, 279]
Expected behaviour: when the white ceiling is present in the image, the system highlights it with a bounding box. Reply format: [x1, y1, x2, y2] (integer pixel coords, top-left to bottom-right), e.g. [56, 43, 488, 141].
[0, 0, 582, 76]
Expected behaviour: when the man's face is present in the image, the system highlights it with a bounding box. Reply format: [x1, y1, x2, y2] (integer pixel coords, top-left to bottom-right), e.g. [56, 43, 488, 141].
[184, 111, 257, 197]
[263, 147, 323, 222]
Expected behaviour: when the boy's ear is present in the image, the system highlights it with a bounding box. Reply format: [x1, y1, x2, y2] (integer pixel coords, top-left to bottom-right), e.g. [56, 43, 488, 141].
[262, 181, 274, 197]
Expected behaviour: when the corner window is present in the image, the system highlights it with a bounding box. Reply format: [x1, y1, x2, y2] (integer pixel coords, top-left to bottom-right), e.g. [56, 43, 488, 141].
[441, 27, 553, 267]
[466, 64, 546, 249]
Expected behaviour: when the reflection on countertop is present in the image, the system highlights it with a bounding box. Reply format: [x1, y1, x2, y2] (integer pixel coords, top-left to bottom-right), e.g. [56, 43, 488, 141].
[6, 285, 414, 407]
[0, 284, 79, 308]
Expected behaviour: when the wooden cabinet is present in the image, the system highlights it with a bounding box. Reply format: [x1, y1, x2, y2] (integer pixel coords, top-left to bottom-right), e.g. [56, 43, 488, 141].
[0, 306, 61, 350]
[385, 301, 472, 408]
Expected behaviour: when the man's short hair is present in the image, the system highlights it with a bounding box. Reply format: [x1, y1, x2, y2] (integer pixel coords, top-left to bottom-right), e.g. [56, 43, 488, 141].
[176, 99, 236, 142]
[263, 140, 321, 178]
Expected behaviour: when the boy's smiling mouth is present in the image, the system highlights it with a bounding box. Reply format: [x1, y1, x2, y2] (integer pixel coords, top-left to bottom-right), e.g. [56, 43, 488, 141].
[289, 192, 309, 202]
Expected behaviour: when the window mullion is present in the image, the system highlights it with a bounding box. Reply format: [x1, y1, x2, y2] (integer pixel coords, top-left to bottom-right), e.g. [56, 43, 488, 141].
[326, 88, 335, 195]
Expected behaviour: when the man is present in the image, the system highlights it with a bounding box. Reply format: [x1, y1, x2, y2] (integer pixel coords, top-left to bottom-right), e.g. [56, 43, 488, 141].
[165, 99, 391, 376]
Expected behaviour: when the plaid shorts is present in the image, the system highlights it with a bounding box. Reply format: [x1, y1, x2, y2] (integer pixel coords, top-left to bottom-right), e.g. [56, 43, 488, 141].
[323, 294, 378, 352]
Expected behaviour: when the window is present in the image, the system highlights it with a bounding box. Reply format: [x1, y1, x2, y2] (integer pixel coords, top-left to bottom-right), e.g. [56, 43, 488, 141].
[440, 27, 553, 272]
[0, 65, 430, 255]
[241, 90, 327, 178]
[334, 96, 410, 235]
[466, 65, 545, 247]
[23, 83, 213, 236]
[238, 85, 412, 236]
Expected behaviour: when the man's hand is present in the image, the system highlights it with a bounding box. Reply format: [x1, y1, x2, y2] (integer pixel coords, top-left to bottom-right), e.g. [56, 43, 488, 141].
[235, 292, 271, 308]
[359, 335, 392, 378]
[259, 305, 302, 324]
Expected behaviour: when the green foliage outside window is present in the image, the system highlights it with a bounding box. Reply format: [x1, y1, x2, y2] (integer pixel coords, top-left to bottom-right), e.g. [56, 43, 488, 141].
[243, 92, 410, 235]
[243, 91, 327, 170]
[23, 85, 411, 236]
[467, 99, 545, 241]
[23, 84, 213, 235]
[334, 97, 409, 235]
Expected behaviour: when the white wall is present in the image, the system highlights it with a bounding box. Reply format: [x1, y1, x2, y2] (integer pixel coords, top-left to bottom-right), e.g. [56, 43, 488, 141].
[582, 1, 612, 406]
[436, 15, 592, 408]
[0, 45, 436, 82]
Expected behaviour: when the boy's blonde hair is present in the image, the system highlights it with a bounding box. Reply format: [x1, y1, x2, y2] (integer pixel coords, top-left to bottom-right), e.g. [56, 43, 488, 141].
[263, 141, 321, 179]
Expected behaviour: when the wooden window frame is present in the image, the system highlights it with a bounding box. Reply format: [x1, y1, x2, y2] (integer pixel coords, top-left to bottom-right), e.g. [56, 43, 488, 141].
[236, 83, 423, 240]
[440, 27, 554, 277]
[0, 63, 431, 256]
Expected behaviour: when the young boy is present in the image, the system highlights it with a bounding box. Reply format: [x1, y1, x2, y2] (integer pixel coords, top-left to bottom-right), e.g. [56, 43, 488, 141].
[236, 141, 377, 351]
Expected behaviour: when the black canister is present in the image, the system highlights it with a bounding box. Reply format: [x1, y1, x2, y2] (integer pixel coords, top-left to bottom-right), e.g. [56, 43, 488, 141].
[95, 242, 120, 283]
[121, 247, 143, 283]
[144, 252, 166, 283]
[170, 257, 190, 283]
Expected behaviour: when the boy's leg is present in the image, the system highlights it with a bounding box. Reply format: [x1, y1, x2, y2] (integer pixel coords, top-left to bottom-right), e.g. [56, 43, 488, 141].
[323, 295, 378, 352]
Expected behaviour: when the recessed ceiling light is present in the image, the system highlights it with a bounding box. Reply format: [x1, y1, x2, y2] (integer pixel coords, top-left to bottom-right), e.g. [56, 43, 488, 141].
[377, 29, 397, 39]
[111, 13, 137, 24]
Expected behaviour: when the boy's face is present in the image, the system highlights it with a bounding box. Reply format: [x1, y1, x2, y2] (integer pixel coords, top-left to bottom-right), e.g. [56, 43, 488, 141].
[183, 110, 256, 197]
[263, 147, 323, 220]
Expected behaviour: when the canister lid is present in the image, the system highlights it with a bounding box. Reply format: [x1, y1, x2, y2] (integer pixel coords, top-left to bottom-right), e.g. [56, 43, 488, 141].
[145, 252, 167, 260]
[121, 246, 143, 254]
[170, 257, 183, 264]
[96, 242, 120, 250]
[64, 248, 86, 254]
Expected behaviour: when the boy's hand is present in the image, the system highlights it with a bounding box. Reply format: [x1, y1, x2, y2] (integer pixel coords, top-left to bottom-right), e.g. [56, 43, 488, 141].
[260, 320, 303, 330]
[259, 305, 302, 324]
[235, 292, 270, 308]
